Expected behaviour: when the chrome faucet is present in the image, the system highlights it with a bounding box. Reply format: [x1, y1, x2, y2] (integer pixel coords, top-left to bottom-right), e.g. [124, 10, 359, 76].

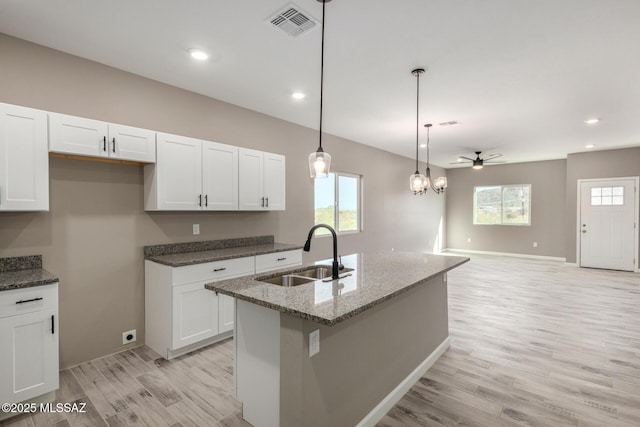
[303, 224, 344, 280]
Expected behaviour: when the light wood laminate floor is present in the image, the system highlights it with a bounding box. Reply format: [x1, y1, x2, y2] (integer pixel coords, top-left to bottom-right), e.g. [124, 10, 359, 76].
[3, 256, 639, 426]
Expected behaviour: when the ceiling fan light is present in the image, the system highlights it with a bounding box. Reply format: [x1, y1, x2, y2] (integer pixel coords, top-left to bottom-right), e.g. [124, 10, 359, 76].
[472, 164, 483, 170]
[309, 148, 331, 178]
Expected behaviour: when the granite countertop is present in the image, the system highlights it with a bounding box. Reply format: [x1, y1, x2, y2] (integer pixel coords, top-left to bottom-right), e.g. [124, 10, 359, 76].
[0, 255, 59, 291]
[206, 251, 469, 326]
[144, 235, 303, 267]
[147, 242, 304, 267]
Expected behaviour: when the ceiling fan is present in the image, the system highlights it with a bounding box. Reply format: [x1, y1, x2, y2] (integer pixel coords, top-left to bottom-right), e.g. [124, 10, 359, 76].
[451, 151, 504, 169]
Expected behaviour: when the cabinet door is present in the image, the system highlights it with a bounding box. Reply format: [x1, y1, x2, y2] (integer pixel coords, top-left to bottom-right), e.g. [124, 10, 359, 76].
[172, 282, 219, 349]
[263, 152, 286, 211]
[238, 148, 265, 210]
[108, 124, 156, 163]
[49, 113, 108, 157]
[202, 141, 238, 211]
[0, 308, 58, 404]
[156, 133, 202, 210]
[0, 103, 49, 211]
[218, 294, 235, 333]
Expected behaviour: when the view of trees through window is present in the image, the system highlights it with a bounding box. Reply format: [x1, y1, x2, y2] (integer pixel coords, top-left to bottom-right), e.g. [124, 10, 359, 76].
[474, 185, 531, 225]
[314, 172, 360, 234]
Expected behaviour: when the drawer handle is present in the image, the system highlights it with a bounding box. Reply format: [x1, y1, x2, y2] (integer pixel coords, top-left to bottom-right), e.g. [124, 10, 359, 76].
[16, 297, 43, 305]
[213, 268, 227, 272]
[277, 257, 287, 261]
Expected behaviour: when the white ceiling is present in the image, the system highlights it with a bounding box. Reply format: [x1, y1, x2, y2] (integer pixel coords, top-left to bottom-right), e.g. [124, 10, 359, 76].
[1, 0, 639, 168]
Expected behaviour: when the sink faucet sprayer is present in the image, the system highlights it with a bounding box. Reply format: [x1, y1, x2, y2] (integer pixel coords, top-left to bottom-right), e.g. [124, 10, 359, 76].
[303, 224, 344, 280]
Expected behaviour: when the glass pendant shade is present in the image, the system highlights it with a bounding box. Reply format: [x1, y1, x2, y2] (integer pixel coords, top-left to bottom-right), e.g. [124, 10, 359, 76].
[434, 176, 448, 189]
[309, 148, 331, 178]
[410, 171, 427, 193]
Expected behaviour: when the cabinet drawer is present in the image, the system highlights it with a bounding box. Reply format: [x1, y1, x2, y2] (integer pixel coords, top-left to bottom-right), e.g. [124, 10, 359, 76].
[0, 284, 58, 318]
[255, 250, 302, 273]
[173, 256, 254, 285]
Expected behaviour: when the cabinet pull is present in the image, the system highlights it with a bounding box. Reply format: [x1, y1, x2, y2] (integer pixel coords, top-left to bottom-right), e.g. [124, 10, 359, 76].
[205, 195, 208, 207]
[103, 136, 107, 151]
[51, 315, 55, 334]
[16, 297, 43, 305]
[277, 257, 287, 261]
[198, 194, 202, 207]
[261, 197, 265, 207]
[112, 137, 116, 153]
[213, 267, 227, 272]
[265, 197, 269, 207]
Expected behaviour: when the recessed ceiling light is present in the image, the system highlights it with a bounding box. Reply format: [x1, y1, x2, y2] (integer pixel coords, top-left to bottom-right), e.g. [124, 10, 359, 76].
[292, 92, 306, 100]
[189, 49, 209, 61]
[584, 118, 600, 124]
[585, 144, 595, 149]
[420, 143, 427, 148]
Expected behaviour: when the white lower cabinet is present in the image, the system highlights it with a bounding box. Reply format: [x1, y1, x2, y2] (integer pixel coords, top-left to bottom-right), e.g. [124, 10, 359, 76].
[145, 250, 301, 359]
[0, 284, 59, 405]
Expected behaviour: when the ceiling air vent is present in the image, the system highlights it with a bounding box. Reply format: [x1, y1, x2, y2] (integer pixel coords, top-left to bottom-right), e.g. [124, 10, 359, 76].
[267, 4, 318, 37]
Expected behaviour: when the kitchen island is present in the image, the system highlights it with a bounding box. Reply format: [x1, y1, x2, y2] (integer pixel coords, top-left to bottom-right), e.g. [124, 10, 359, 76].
[206, 251, 469, 427]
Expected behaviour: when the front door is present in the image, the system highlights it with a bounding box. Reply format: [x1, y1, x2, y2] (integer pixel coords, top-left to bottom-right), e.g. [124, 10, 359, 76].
[579, 178, 637, 271]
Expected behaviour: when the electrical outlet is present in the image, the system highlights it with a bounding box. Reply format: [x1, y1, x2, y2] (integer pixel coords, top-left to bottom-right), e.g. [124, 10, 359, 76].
[309, 329, 320, 357]
[122, 329, 136, 345]
[533, 242, 538, 248]
[193, 224, 200, 235]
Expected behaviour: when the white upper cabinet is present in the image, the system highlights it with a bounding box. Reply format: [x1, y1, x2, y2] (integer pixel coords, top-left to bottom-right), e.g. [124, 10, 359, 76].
[239, 148, 285, 211]
[145, 134, 239, 211]
[48, 113, 156, 163]
[202, 141, 238, 211]
[0, 103, 49, 211]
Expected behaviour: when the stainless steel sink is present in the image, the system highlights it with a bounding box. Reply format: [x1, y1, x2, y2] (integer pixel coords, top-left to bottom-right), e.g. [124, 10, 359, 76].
[256, 265, 354, 287]
[259, 274, 316, 287]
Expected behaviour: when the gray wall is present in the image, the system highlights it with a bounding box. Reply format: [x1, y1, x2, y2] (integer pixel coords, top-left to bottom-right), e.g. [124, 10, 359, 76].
[0, 34, 446, 368]
[565, 147, 640, 263]
[446, 159, 567, 258]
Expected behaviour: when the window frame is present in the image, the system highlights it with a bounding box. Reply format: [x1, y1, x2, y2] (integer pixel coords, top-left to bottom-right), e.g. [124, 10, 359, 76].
[313, 171, 363, 236]
[473, 184, 531, 226]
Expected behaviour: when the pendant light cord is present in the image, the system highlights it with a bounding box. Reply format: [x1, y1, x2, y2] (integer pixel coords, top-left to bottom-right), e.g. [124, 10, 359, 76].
[426, 124, 430, 166]
[415, 71, 420, 172]
[318, 0, 326, 150]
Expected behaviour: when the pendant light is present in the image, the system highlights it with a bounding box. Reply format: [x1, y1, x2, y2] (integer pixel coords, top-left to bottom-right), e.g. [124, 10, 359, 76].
[309, 0, 332, 179]
[423, 124, 447, 194]
[409, 68, 427, 193]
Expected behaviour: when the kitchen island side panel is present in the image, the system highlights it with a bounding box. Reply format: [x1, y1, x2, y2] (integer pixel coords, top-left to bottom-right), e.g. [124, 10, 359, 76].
[279, 273, 449, 427]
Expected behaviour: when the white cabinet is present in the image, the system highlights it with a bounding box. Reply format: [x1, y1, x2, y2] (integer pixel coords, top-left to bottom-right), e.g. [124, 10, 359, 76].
[48, 113, 156, 163]
[0, 284, 59, 404]
[145, 249, 302, 359]
[255, 250, 303, 274]
[239, 148, 285, 211]
[145, 256, 254, 359]
[0, 103, 49, 211]
[144, 133, 238, 211]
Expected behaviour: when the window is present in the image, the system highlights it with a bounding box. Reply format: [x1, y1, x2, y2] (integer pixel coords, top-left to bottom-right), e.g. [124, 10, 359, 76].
[591, 186, 624, 206]
[473, 185, 531, 225]
[314, 172, 361, 235]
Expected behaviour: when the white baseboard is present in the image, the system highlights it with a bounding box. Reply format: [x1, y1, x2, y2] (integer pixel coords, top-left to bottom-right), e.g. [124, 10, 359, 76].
[444, 248, 566, 262]
[356, 337, 451, 427]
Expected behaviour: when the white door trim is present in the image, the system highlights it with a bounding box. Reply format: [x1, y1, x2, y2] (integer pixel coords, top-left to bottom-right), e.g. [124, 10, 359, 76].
[576, 176, 639, 272]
